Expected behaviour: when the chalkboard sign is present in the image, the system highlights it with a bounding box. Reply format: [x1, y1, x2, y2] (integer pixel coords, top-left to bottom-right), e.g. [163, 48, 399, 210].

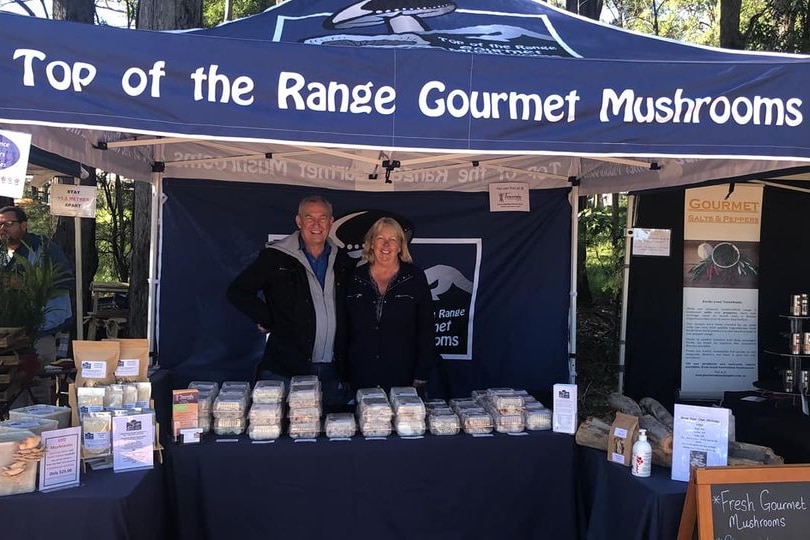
[677, 465, 810, 540]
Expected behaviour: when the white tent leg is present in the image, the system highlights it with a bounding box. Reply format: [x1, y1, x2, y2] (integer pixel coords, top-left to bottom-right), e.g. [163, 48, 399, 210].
[568, 184, 579, 384]
[618, 194, 637, 393]
[146, 147, 164, 364]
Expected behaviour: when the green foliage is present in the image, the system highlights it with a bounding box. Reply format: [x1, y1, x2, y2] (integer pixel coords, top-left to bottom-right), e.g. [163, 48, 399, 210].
[0, 245, 65, 337]
[579, 195, 627, 302]
[203, 0, 275, 27]
[742, 0, 810, 53]
[95, 172, 134, 283]
[601, 0, 720, 45]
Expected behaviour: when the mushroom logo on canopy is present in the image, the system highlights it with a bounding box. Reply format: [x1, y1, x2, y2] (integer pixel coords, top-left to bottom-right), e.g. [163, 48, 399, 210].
[302, 1, 576, 57]
[325, 0, 457, 34]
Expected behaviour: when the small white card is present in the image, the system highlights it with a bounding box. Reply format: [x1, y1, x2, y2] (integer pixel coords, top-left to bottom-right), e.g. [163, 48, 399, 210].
[39, 427, 82, 493]
[114, 358, 140, 378]
[552, 383, 578, 434]
[112, 412, 155, 473]
[489, 182, 530, 212]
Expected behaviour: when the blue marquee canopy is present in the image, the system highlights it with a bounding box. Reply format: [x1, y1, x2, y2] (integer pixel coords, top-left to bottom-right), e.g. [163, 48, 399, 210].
[0, 0, 809, 193]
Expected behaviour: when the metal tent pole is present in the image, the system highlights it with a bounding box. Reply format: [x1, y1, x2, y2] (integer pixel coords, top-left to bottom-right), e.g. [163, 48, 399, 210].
[568, 183, 580, 384]
[146, 146, 164, 364]
[618, 194, 637, 393]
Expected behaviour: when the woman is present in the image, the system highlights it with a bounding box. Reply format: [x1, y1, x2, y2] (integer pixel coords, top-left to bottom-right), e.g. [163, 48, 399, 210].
[343, 217, 437, 392]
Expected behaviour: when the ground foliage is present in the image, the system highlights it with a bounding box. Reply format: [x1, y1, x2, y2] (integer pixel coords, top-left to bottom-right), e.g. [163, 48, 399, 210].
[577, 298, 621, 420]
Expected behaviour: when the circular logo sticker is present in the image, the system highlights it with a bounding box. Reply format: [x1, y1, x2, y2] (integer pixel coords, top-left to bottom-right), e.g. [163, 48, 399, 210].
[0, 135, 21, 170]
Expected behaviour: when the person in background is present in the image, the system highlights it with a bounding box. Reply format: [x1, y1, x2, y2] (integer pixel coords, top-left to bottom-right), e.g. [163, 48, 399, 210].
[341, 216, 438, 394]
[226, 195, 353, 411]
[0, 206, 74, 362]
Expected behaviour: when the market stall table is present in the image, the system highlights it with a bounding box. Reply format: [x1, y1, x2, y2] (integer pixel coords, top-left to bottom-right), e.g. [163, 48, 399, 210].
[168, 430, 576, 540]
[0, 465, 169, 540]
[577, 446, 687, 540]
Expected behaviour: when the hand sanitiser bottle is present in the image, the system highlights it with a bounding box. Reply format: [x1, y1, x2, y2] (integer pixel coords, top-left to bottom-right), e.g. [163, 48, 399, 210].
[631, 429, 652, 477]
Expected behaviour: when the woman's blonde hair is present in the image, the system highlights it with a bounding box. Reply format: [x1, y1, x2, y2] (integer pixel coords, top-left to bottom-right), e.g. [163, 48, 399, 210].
[362, 217, 413, 264]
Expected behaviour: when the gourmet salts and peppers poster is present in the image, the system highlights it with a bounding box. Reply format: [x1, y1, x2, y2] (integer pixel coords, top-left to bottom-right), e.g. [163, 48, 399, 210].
[681, 184, 763, 398]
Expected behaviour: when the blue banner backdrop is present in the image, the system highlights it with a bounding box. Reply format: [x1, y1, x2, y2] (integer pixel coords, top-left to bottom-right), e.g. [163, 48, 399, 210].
[159, 180, 571, 396]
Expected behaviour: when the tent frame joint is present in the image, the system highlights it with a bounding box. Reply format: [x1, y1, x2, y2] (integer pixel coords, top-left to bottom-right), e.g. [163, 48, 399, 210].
[568, 176, 580, 186]
[152, 161, 166, 173]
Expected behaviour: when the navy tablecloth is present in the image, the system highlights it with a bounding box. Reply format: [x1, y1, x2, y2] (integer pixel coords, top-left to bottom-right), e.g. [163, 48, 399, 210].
[0, 465, 169, 540]
[577, 446, 687, 540]
[168, 430, 576, 540]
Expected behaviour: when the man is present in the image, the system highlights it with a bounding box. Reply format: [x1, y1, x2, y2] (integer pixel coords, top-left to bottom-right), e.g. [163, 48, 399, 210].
[0, 206, 74, 362]
[226, 195, 353, 410]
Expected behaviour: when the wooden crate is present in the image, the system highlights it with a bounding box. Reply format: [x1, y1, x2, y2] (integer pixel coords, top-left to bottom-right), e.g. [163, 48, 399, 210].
[0, 328, 25, 349]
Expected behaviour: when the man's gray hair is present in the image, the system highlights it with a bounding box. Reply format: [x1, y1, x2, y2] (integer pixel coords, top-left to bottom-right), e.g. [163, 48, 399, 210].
[297, 195, 333, 218]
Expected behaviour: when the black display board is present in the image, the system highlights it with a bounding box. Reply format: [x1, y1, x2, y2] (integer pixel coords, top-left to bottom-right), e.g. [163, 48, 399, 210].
[678, 465, 810, 540]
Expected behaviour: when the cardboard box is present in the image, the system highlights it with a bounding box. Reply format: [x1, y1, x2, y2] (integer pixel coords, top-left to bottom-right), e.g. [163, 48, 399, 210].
[608, 412, 639, 466]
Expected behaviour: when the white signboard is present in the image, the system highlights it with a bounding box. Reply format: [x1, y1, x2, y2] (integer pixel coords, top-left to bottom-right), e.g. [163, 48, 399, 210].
[112, 412, 155, 472]
[671, 404, 730, 482]
[39, 427, 81, 493]
[489, 182, 530, 212]
[0, 129, 32, 199]
[50, 183, 97, 218]
[631, 228, 671, 257]
[680, 184, 762, 399]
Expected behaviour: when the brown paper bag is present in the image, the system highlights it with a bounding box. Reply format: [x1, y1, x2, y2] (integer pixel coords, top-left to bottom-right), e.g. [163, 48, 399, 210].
[607, 412, 639, 466]
[73, 340, 119, 387]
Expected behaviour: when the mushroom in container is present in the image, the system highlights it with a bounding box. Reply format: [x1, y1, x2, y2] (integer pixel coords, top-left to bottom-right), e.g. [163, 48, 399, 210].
[325, 0, 457, 34]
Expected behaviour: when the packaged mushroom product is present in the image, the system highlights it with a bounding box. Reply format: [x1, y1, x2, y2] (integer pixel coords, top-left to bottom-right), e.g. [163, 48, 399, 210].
[359, 422, 392, 438]
[486, 388, 524, 414]
[81, 411, 112, 458]
[189, 381, 220, 397]
[9, 405, 72, 430]
[122, 383, 139, 409]
[0, 417, 59, 436]
[252, 380, 285, 404]
[248, 423, 282, 441]
[135, 382, 152, 408]
[428, 411, 461, 436]
[395, 418, 426, 437]
[248, 403, 284, 424]
[73, 340, 119, 387]
[0, 430, 40, 496]
[356, 387, 387, 402]
[288, 381, 321, 408]
[424, 399, 448, 411]
[104, 384, 124, 409]
[220, 381, 251, 401]
[524, 407, 552, 431]
[460, 408, 493, 435]
[325, 413, 356, 438]
[492, 411, 525, 434]
[393, 396, 426, 420]
[213, 391, 249, 418]
[76, 386, 106, 416]
[213, 416, 246, 436]
[288, 406, 321, 424]
[289, 419, 320, 439]
[357, 396, 393, 421]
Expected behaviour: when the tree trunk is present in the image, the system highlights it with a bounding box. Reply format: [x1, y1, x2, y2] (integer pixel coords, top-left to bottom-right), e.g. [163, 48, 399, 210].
[137, 0, 203, 30]
[52, 0, 95, 22]
[129, 0, 203, 340]
[566, 0, 602, 21]
[128, 181, 151, 338]
[720, 0, 745, 49]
